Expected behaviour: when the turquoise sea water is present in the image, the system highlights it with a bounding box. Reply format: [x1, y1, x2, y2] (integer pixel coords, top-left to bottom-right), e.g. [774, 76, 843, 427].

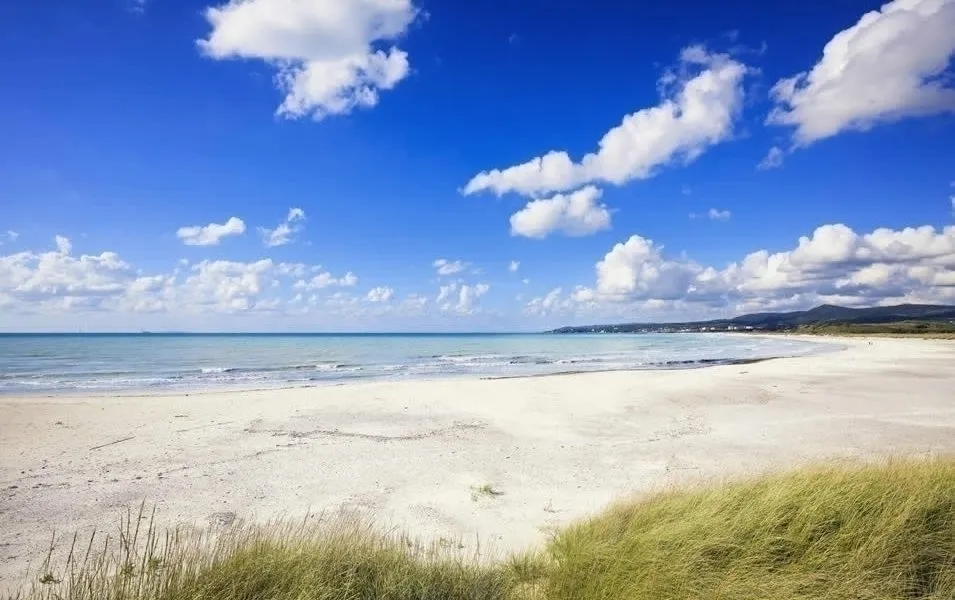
[0, 333, 830, 394]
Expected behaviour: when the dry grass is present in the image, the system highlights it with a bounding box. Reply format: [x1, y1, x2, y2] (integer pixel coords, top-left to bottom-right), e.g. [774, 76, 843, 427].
[9, 459, 955, 600]
[11, 508, 525, 600]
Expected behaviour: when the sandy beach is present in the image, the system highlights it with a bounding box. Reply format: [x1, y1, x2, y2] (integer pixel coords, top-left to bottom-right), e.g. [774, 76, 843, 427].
[2, 335, 955, 588]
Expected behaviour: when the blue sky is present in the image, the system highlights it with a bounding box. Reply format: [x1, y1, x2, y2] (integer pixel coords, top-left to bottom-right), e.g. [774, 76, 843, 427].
[1, 0, 954, 331]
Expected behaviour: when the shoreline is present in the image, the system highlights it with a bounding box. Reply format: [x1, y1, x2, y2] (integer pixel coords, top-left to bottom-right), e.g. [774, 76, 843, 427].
[2, 335, 954, 588]
[0, 333, 844, 400]
[0, 356, 799, 400]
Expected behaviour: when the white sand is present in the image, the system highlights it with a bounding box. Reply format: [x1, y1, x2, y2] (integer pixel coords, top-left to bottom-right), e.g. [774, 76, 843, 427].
[2, 336, 955, 586]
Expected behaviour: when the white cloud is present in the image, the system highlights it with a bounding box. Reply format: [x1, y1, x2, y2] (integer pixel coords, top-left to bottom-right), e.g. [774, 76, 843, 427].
[366, 286, 394, 302]
[463, 46, 750, 197]
[0, 231, 19, 246]
[589, 235, 704, 301]
[403, 294, 428, 310]
[435, 281, 491, 314]
[177, 258, 277, 312]
[509, 260, 520, 273]
[9, 220, 955, 329]
[433, 258, 467, 276]
[525, 287, 565, 316]
[436, 282, 456, 304]
[510, 185, 612, 239]
[768, 0, 955, 146]
[259, 207, 306, 247]
[1, 237, 132, 307]
[294, 270, 358, 291]
[574, 223, 955, 313]
[690, 208, 731, 221]
[0, 237, 373, 323]
[55, 235, 72, 254]
[758, 146, 784, 170]
[198, 0, 419, 120]
[454, 283, 490, 315]
[177, 217, 246, 246]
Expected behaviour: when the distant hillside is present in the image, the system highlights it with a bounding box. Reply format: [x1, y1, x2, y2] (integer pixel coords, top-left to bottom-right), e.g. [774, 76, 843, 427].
[549, 303, 955, 334]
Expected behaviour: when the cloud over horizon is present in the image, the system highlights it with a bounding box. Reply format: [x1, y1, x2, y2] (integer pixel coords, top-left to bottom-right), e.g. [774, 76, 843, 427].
[564, 223, 955, 318]
[5, 219, 955, 331]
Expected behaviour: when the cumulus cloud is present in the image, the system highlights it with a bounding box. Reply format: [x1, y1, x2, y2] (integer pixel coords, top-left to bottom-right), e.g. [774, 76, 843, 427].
[177, 217, 246, 246]
[463, 46, 750, 197]
[433, 259, 467, 276]
[178, 259, 277, 312]
[574, 223, 955, 313]
[509, 260, 520, 273]
[455, 283, 490, 315]
[259, 208, 306, 247]
[510, 186, 612, 239]
[0, 237, 133, 308]
[758, 146, 785, 170]
[198, 0, 419, 120]
[0, 231, 19, 245]
[768, 0, 955, 146]
[690, 208, 731, 221]
[0, 237, 376, 324]
[436, 282, 490, 314]
[524, 288, 565, 316]
[366, 286, 394, 302]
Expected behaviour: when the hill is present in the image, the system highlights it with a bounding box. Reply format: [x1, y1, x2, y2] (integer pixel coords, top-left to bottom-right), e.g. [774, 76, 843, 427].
[549, 303, 955, 334]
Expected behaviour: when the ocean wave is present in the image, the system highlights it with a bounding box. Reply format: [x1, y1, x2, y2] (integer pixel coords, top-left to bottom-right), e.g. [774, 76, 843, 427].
[200, 367, 230, 374]
[428, 354, 555, 366]
[432, 354, 510, 363]
[195, 362, 361, 376]
[507, 355, 554, 365]
[556, 357, 607, 365]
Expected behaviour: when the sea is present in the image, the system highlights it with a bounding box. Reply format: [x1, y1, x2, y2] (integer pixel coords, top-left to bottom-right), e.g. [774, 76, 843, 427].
[0, 333, 831, 395]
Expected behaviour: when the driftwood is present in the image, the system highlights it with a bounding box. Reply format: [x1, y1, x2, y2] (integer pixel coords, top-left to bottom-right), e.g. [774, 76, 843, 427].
[89, 436, 135, 451]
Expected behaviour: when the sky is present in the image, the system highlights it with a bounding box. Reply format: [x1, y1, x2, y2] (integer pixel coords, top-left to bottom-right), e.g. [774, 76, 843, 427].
[1, 0, 954, 332]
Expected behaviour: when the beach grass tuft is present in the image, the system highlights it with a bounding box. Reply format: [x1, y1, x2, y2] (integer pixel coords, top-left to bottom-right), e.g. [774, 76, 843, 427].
[471, 483, 505, 501]
[10, 458, 955, 600]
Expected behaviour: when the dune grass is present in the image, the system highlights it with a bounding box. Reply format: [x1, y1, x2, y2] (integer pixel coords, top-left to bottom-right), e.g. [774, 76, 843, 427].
[546, 459, 955, 599]
[14, 511, 524, 600]
[11, 459, 955, 600]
